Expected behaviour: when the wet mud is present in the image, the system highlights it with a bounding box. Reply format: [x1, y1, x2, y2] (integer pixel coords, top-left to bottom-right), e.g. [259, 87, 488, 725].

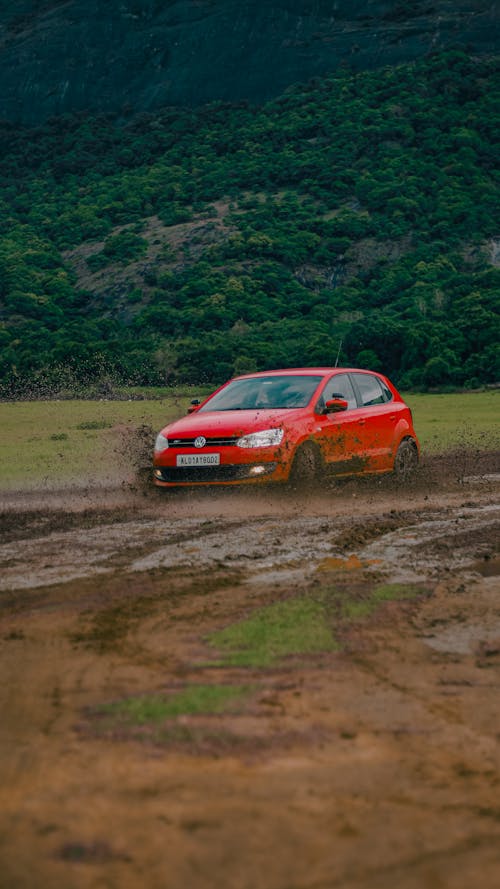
[1, 455, 499, 889]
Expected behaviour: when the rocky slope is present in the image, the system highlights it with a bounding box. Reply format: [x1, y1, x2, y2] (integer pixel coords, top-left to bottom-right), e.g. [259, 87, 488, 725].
[0, 0, 497, 123]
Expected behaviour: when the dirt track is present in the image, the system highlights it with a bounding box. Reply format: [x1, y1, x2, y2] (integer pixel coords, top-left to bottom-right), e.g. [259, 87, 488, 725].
[1, 458, 499, 889]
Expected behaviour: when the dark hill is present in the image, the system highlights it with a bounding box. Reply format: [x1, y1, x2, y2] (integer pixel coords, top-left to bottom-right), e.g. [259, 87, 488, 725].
[0, 51, 498, 393]
[0, 0, 497, 123]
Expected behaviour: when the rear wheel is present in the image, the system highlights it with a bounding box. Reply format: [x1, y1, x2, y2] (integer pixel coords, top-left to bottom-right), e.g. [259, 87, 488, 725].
[289, 442, 322, 487]
[393, 439, 418, 481]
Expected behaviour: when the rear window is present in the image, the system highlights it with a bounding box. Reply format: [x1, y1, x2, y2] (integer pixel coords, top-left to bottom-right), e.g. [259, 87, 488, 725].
[352, 373, 388, 406]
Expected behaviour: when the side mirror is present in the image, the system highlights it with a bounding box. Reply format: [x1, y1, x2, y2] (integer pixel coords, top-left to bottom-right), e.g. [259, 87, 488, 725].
[325, 397, 348, 413]
[187, 398, 201, 414]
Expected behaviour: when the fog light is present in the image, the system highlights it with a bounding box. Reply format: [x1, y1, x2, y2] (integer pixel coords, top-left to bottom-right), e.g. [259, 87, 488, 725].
[249, 465, 267, 475]
[153, 468, 163, 479]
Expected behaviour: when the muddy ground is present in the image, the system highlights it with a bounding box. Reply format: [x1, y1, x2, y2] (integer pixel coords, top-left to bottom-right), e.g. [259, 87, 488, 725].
[1, 455, 499, 889]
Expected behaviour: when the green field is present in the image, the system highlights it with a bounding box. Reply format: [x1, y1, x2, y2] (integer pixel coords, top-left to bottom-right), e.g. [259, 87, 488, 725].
[0, 390, 203, 490]
[0, 389, 498, 490]
[405, 390, 499, 455]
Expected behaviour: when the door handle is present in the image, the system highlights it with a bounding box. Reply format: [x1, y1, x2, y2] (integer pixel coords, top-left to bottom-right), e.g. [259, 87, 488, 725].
[358, 419, 365, 425]
[390, 415, 396, 421]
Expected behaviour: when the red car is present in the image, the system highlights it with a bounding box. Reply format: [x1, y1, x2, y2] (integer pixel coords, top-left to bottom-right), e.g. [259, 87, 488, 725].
[153, 367, 419, 488]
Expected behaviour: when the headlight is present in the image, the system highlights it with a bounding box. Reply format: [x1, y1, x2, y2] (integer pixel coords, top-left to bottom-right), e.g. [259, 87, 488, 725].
[236, 428, 284, 449]
[154, 433, 169, 451]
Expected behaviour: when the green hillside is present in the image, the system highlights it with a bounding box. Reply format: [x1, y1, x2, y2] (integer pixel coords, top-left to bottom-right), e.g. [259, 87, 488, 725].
[0, 50, 498, 395]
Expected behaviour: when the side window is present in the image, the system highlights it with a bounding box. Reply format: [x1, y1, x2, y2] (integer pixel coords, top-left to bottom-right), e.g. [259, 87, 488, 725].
[318, 373, 357, 410]
[352, 373, 386, 406]
[380, 380, 393, 403]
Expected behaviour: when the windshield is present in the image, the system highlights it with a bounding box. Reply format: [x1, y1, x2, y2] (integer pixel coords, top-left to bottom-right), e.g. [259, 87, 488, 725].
[199, 375, 324, 411]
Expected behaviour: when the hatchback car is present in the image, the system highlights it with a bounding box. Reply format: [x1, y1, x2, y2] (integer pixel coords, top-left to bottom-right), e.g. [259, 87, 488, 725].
[153, 367, 419, 488]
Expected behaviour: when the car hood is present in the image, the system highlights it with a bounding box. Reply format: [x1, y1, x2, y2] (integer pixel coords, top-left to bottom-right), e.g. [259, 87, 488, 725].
[162, 408, 303, 438]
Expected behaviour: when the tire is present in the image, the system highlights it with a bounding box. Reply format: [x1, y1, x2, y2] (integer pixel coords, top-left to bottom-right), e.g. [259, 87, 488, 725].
[289, 442, 322, 487]
[393, 439, 418, 481]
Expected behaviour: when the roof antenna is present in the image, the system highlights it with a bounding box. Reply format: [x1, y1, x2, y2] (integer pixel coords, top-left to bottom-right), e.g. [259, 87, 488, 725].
[334, 338, 343, 368]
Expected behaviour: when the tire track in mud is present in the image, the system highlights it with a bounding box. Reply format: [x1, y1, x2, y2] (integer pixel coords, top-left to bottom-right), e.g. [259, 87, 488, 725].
[1, 497, 498, 593]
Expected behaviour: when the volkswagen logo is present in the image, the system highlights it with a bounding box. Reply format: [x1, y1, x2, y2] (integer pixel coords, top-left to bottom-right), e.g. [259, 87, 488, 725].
[194, 436, 206, 449]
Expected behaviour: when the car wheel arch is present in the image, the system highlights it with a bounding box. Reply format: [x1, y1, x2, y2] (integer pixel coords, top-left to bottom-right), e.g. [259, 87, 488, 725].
[288, 438, 324, 485]
[393, 437, 419, 480]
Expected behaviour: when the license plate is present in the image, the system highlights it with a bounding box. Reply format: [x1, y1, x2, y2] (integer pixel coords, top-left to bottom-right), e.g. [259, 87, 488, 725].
[176, 453, 220, 467]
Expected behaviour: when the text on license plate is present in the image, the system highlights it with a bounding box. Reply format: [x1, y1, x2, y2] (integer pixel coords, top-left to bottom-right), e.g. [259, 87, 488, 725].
[176, 453, 220, 467]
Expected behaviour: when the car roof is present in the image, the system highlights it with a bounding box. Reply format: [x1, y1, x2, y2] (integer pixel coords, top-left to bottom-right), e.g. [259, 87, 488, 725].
[233, 367, 378, 379]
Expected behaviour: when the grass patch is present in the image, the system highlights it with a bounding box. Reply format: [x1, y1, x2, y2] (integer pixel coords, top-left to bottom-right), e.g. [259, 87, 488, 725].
[208, 596, 340, 667]
[75, 419, 113, 430]
[0, 394, 201, 488]
[208, 584, 428, 668]
[98, 684, 251, 725]
[341, 582, 425, 620]
[405, 390, 499, 453]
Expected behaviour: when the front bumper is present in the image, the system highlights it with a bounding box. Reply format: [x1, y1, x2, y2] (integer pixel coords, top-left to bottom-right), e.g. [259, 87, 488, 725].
[153, 461, 279, 485]
[153, 442, 292, 487]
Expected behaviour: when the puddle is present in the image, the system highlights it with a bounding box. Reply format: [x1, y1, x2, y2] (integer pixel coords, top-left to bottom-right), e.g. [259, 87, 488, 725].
[422, 620, 500, 655]
[1, 497, 498, 593]
[461, 474, 500, 485]
[0, 516, 336, 591]
[130, 517, 335, 575]
[358, 503, 500, 583]
[0, 518, 201, 591]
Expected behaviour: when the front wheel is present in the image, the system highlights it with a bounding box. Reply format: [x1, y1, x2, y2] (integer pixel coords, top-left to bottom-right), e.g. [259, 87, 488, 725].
[393, 439, 418, 481]
[289, 442, 322, 487]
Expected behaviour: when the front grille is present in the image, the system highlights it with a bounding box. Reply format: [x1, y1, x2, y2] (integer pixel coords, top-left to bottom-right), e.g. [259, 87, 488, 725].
[168, 436, 239, 448]
[156, 463, 277, 483]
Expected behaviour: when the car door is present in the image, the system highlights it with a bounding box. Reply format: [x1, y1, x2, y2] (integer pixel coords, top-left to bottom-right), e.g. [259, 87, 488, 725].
[312, 373, 367, 474]
[350, 372, 397, 471]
